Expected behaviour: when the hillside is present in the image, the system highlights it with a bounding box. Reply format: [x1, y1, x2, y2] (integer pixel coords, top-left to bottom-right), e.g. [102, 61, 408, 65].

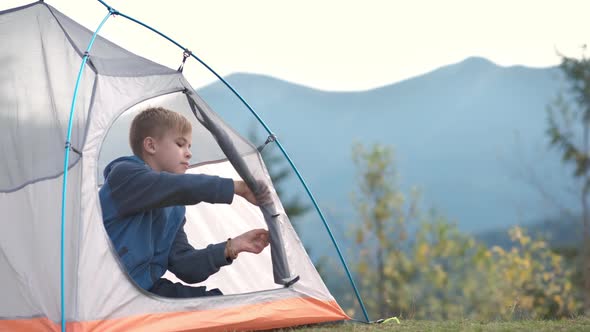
[196, 57, 575, 252]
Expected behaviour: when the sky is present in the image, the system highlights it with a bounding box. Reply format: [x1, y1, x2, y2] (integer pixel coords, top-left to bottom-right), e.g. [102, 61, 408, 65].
[3, 0, 590, 91]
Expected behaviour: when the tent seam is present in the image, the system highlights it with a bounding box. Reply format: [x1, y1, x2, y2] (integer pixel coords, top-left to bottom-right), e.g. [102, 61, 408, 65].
[44, 4, 98, 75]
[0, 158, 81, 194]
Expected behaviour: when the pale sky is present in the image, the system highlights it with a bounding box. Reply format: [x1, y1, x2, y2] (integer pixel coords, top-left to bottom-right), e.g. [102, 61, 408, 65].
[3, 0, 590, 91]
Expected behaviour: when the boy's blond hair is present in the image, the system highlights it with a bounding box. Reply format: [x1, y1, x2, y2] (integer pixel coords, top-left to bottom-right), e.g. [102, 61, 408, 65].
[129, 107, 192, 158]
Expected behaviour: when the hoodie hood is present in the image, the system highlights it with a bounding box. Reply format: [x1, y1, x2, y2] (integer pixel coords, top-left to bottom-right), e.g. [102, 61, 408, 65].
[103, 155, 145, 180]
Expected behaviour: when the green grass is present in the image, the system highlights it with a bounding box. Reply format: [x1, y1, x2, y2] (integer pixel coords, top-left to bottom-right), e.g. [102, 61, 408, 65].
[272, 317, 590, 332]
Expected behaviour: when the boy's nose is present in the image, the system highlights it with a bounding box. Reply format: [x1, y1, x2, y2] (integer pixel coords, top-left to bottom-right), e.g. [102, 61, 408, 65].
[185, 149, 192, 160]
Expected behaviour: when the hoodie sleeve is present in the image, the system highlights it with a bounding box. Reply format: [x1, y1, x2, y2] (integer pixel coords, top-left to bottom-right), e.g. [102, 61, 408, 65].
[106, 159, 234, 217]
[167, 219, 232, 284]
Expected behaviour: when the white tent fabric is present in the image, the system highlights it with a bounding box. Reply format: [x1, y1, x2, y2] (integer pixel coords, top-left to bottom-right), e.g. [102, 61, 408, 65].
[0, 2, 348, 331]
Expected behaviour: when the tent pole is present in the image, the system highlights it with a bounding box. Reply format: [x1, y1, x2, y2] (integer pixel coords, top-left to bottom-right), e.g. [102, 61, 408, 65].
[96, 0, 371, 322]
[60, 9, 114, 332]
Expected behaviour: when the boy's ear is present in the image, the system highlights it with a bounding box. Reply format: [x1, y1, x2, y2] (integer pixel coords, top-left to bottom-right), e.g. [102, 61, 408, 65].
[143, 136, 157, 155]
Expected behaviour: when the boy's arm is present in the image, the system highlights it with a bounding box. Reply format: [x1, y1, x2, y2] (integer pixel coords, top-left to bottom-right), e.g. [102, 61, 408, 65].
[167, 220, 231, 284]
[107, 160, 234, 217]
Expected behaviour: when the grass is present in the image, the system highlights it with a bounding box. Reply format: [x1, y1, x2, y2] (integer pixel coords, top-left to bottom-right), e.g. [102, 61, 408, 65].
[271, 317, 590, 332]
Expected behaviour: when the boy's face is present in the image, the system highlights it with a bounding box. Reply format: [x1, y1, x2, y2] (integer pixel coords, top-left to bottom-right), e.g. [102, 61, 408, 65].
[146, 129, 192, 174]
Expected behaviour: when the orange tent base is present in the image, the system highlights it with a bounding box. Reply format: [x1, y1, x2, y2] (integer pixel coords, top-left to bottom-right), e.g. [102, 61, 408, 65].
[1, 297, 349, 332]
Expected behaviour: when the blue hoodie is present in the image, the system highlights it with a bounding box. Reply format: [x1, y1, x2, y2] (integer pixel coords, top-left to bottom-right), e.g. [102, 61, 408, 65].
[99, 156, 235, 291]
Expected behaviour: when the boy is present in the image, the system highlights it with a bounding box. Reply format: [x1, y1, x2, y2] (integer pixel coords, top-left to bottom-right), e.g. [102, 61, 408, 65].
[99, 107, 269, 298]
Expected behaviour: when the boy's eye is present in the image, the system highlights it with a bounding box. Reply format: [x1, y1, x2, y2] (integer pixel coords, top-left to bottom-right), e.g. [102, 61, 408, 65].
[176, 142, 182, 147]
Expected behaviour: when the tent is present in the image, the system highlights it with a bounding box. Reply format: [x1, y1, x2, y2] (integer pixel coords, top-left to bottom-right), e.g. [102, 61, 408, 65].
[0, 1, 365, 331]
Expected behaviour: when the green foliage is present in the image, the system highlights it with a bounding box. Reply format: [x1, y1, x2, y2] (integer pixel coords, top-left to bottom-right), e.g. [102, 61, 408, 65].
[351, 142, 418, 318]
[547, 98, 582, 173]
[546, 52, 590, 312]
[487, 227, 578, 318]
[259, 150, 310, 219]
[350, 143, 580, 320]
[248, 127, 327, 276]
[248, 126, 311, 223]
[547, 54, 590, 180]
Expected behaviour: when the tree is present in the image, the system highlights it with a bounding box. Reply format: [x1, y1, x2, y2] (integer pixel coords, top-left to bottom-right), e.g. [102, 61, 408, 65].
[248, 127, 311, 225]
[349, 142, 579, 319]
[547, 50, 590, 312]
[259, 146, 310, 221]
[247, 127, 333, 279]
[351, 142, 419, 318]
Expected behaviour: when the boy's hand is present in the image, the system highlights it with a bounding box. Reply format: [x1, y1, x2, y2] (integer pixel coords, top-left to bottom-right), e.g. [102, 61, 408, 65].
[233, 180, 272, 206]
[231, 229, 269, 255]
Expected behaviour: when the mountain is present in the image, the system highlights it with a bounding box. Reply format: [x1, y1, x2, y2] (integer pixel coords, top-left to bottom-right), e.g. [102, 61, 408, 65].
[197, 57, 575, 252]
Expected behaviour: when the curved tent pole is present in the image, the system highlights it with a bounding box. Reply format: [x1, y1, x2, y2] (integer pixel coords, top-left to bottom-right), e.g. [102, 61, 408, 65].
[96, 0, 370, 323]
[60, 9, 115, 332]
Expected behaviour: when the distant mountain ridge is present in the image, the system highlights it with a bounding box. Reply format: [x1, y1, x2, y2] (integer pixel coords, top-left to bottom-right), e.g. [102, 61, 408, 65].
[197, 57, 576, 250]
